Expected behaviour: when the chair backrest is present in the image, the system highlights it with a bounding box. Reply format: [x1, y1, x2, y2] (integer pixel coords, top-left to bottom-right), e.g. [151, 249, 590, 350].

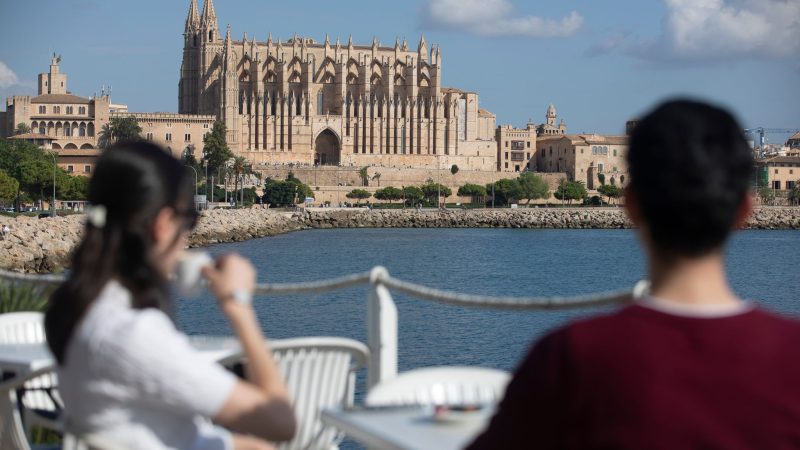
[365, 366, 510, 407]
[0, 312, 45, 344]
[271, 337, 369, 450]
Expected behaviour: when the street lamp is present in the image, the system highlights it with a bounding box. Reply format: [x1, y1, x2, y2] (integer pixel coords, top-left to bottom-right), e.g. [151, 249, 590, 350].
[185, 165, 198, 198]
[50, 152, 57, 217]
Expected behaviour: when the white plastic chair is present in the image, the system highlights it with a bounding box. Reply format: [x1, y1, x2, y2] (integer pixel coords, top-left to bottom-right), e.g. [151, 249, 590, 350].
[0, 313, 61, 438]
[269, 337, 370, 450]
[365, 366, 510, 407]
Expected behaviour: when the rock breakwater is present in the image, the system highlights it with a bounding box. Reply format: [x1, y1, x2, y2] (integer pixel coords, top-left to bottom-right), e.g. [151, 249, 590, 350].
[1, 207, 798, 273]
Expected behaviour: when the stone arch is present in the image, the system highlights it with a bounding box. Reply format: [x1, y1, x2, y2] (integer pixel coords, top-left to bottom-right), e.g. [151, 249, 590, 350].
[52, 143, 62, 150]
[47, 121, 55, 135]
[55, 122, 63, 136]
[87, 122, 95, 137]
[370, 73, 382, 86]
[314, 128, 340, 166]
[394, 74, 405, 86]
[71, 121, 79, 137]
[346, 73, 358, 85]
[79, 122, 87, 137]
[80, 143, 94, 150]
[288, 71, 302, 83]
[64, 143, 78, 150]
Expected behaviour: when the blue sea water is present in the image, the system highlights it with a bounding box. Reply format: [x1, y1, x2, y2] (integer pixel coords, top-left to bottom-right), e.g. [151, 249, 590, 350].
[176, 228, 800, 374]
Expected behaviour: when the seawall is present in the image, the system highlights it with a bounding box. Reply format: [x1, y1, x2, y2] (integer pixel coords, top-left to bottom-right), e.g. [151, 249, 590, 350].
[1, 207, 798, 273]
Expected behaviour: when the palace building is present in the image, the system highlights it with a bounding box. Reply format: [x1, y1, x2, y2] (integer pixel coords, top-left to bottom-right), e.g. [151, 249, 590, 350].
[178, 0, 497, 170]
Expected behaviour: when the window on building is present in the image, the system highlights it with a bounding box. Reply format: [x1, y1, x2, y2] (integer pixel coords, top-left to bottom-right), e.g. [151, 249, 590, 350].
[504, 162, 508, 169]
[166, 133, 172, 142]
[317, 90, 324, 115]
[166, 123, 172, 128]
[527, 142, 531, 148]
[38, 105, 46, 114]
[185, 133, 191, 142]
[598, 163, 605, 173]
[791, 169, 794, 175]
[505, 141, 508, 148]
[78, 106, 86, 114]
[146, 132, 153, 141]
[84, 165, 91, 173]
[67, 165, 74, 173]
[66, 106, 74, 114]
[515, 165, 520, 172]
[505, 152, 508, 159]
[787, 181, 796, 190]
[775, 169, 779, 174]
[204, 123, 209, 128]
[773, 180, 781, 190]
[53, 106, 60, 114]
[613, 149, 617, 157]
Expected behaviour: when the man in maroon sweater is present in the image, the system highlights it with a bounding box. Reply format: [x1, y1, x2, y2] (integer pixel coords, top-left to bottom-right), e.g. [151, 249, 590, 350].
[467, 100, 800, 449]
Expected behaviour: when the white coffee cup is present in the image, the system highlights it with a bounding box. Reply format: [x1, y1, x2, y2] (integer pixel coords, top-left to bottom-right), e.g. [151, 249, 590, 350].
[175, 251, 214, 297]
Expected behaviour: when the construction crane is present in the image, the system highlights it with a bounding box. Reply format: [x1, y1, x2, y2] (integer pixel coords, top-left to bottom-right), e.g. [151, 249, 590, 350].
[743, 127, 799, 149]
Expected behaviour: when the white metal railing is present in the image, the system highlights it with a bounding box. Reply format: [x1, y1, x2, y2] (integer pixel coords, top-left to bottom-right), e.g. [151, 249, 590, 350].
[0, 267, 648, 388]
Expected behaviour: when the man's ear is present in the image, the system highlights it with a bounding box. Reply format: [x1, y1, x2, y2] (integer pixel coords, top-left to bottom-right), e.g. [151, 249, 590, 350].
[624, 186, 642, 227]
[732, 194, 753, 230]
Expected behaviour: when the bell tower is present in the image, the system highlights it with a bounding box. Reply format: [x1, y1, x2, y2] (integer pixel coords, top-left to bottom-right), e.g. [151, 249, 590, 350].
[179, 0, 201, 113]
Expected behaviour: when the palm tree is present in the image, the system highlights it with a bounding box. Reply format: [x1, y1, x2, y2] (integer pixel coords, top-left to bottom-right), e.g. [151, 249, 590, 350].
[15, 123, 31, 135]
[98, 123, 113, 148]
[358, 167, 369, 186]
[372, 172, 381, 187]
[231, 156, 251, 206]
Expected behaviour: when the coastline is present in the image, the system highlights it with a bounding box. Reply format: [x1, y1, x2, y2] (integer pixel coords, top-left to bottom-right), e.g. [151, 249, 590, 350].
[1, 207, 798, 273]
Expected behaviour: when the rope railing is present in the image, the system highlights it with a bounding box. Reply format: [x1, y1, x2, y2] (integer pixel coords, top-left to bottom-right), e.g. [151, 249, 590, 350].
[0, 267, 645, 310]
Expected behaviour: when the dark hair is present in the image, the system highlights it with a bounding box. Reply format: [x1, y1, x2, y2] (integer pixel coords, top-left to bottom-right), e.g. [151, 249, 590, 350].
[45, 141, 197, 364]
[627, 99, 753, 258]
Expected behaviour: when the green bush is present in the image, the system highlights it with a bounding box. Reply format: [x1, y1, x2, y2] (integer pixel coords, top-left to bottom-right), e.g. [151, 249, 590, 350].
[0, 280, 51, 313]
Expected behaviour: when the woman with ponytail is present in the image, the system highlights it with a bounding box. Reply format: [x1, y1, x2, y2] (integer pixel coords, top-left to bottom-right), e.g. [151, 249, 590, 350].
[45, 142, 295, 450]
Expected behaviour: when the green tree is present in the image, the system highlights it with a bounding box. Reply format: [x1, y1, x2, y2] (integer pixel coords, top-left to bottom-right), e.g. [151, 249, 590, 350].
[358, 167, 370, 186]
[597, 183, 623, 205]
[61, 175, 90, 201]
[450, 164, 459, 176]
[0, 170, 19, 204]
[372, 172, 381, 187]
[620, 174, 626, 185]
[230, 156, 254, 206]
[487, 178, 521, 206]
[103, 117, 142, 145]
[202, 121, 233, 180]
[457, 183, 487, 205]
[401, 186, 424, 206]
[346, 189, 371, 205]
[517, 172, 549, 204]
[554, 179, 588, 205]
[421, 183, 452, 206]
[15, 123, 31, 135]
[597, 173, 606, 186]
[374, 186, 402, 204]
[758, 187, 775, 205]
[789, 180, 800, 206]
[262, 174, 313, 207]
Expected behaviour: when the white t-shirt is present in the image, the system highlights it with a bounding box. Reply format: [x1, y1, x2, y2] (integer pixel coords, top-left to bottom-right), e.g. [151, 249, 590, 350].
[58, 280, 237, 450]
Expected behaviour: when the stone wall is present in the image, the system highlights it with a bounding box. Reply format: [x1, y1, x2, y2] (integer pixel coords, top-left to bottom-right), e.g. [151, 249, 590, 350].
[1, 207, 798, 273]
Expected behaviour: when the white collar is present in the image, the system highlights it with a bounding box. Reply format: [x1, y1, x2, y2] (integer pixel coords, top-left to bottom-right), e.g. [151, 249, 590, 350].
[638, 296, 753, 318]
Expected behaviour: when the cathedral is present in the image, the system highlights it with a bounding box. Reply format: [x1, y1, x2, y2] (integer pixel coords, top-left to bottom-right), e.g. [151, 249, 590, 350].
[178, 0, 497, 170]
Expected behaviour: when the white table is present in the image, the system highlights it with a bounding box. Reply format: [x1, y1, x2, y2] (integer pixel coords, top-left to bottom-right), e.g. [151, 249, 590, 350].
[0, 335, 242, 379]
[321, 406, 491, 450]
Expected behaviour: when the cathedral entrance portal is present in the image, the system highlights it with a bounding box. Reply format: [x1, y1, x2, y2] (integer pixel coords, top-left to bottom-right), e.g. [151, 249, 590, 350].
[314, 129, 340, 166]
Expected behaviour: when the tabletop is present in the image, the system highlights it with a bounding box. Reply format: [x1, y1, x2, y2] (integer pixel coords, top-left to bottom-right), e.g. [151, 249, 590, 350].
[0, 335, 242, 376]
[321, 406, 491, 450]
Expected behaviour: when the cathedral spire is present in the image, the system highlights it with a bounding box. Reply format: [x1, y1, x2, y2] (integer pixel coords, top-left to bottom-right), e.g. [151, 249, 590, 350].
[418, 33, 428, 61]
[185, 0, 200, 33]
[201, 0, 218, 29]
[325, 33, 330, 46]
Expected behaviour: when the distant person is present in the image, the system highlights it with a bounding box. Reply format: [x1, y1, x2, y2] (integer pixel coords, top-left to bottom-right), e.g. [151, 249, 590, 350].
[45, 142, 295, 450]
[467, 99, 800, 449]
[1, 223, 9, 236]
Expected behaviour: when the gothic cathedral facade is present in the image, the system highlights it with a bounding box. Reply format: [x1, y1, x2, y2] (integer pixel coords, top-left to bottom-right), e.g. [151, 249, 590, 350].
[178, 0, 497, 170]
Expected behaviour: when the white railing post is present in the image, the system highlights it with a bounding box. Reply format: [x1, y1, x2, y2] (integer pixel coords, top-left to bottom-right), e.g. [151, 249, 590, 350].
[366, 266, 398, 389]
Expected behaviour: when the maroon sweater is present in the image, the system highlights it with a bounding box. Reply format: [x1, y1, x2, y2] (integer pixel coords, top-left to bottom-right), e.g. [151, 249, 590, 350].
[467, 305, 800, 450]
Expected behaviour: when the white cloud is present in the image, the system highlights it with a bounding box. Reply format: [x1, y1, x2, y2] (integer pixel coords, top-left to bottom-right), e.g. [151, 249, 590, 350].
[635, 0, 800, 62]
[0, 61, 20, 89]
[421, 0, 583, 38]
[585, 31, 630, 57]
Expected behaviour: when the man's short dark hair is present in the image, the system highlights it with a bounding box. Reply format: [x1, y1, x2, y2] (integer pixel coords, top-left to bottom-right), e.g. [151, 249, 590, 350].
[627, 99, 753, 258]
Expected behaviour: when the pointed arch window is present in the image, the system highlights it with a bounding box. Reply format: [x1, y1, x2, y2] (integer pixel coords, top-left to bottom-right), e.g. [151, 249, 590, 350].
[317, 90, 324, 115]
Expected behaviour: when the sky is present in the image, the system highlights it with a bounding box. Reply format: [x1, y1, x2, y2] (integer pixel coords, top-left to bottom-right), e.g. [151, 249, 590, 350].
[1, 0, 798, 141]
